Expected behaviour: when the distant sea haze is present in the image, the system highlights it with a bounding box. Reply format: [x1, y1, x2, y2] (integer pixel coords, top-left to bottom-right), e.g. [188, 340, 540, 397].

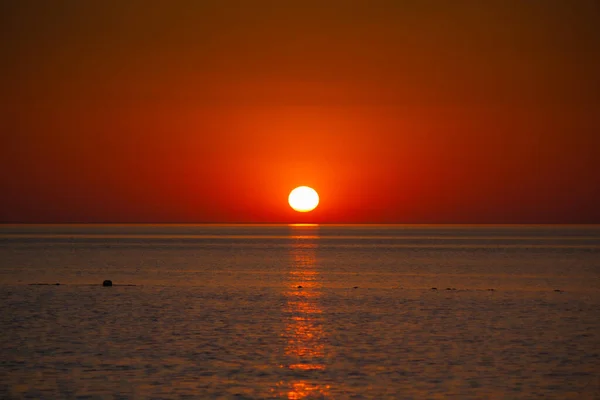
[1, 224, 599, 398]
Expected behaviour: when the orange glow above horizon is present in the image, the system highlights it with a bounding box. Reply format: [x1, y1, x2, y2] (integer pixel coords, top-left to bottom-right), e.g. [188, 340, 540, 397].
[1, 2, 599, 224]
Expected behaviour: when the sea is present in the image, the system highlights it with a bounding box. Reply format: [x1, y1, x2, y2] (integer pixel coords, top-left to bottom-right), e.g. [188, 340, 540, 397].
[1, 224, 599, 399]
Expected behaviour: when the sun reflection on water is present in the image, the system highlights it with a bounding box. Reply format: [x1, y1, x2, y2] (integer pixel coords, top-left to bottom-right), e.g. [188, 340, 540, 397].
[275, 225, 330, 399]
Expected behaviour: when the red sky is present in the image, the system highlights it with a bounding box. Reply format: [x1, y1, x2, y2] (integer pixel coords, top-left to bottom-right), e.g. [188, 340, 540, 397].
[1, 1, 599, 223]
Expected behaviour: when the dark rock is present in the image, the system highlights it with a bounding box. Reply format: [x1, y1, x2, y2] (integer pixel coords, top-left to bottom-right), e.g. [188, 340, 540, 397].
[353, 286, 359, 289]
[297, 285, 303, 289]
[554, 289, 563, 293]
[431, 287, 438, 290]
[103, 280, 113, 287]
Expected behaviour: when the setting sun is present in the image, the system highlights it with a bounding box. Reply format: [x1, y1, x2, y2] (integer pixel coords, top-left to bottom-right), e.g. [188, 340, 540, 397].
[288, 186, 319, 213]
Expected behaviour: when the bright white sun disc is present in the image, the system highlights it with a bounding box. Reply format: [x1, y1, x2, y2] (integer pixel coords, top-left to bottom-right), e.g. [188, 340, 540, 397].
[288, 186, 319, 212]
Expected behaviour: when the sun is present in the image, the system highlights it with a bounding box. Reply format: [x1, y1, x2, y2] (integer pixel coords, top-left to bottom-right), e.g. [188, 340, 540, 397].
[288, 186, 319, 212]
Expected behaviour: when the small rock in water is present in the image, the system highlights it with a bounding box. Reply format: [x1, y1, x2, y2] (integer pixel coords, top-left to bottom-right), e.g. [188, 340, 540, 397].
[431, 287, 438, 291]
[103, 280, 113, 287]
[554, 289, 563, 293]
[297, 285, 303, 289]
[487, 288, 495, 291]
[353, 286, 359, 289]
[55, 283, 60, 286]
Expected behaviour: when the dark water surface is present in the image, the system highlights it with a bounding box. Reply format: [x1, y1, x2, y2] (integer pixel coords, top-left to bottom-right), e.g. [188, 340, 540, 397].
[1, 225, 599, 398]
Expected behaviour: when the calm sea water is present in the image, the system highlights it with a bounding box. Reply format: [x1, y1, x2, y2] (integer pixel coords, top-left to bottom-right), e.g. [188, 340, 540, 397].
[1, 224, 599, 399]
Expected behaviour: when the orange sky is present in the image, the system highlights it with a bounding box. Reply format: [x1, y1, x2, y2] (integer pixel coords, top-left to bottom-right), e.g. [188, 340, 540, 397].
[1, 1, 599, 223]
